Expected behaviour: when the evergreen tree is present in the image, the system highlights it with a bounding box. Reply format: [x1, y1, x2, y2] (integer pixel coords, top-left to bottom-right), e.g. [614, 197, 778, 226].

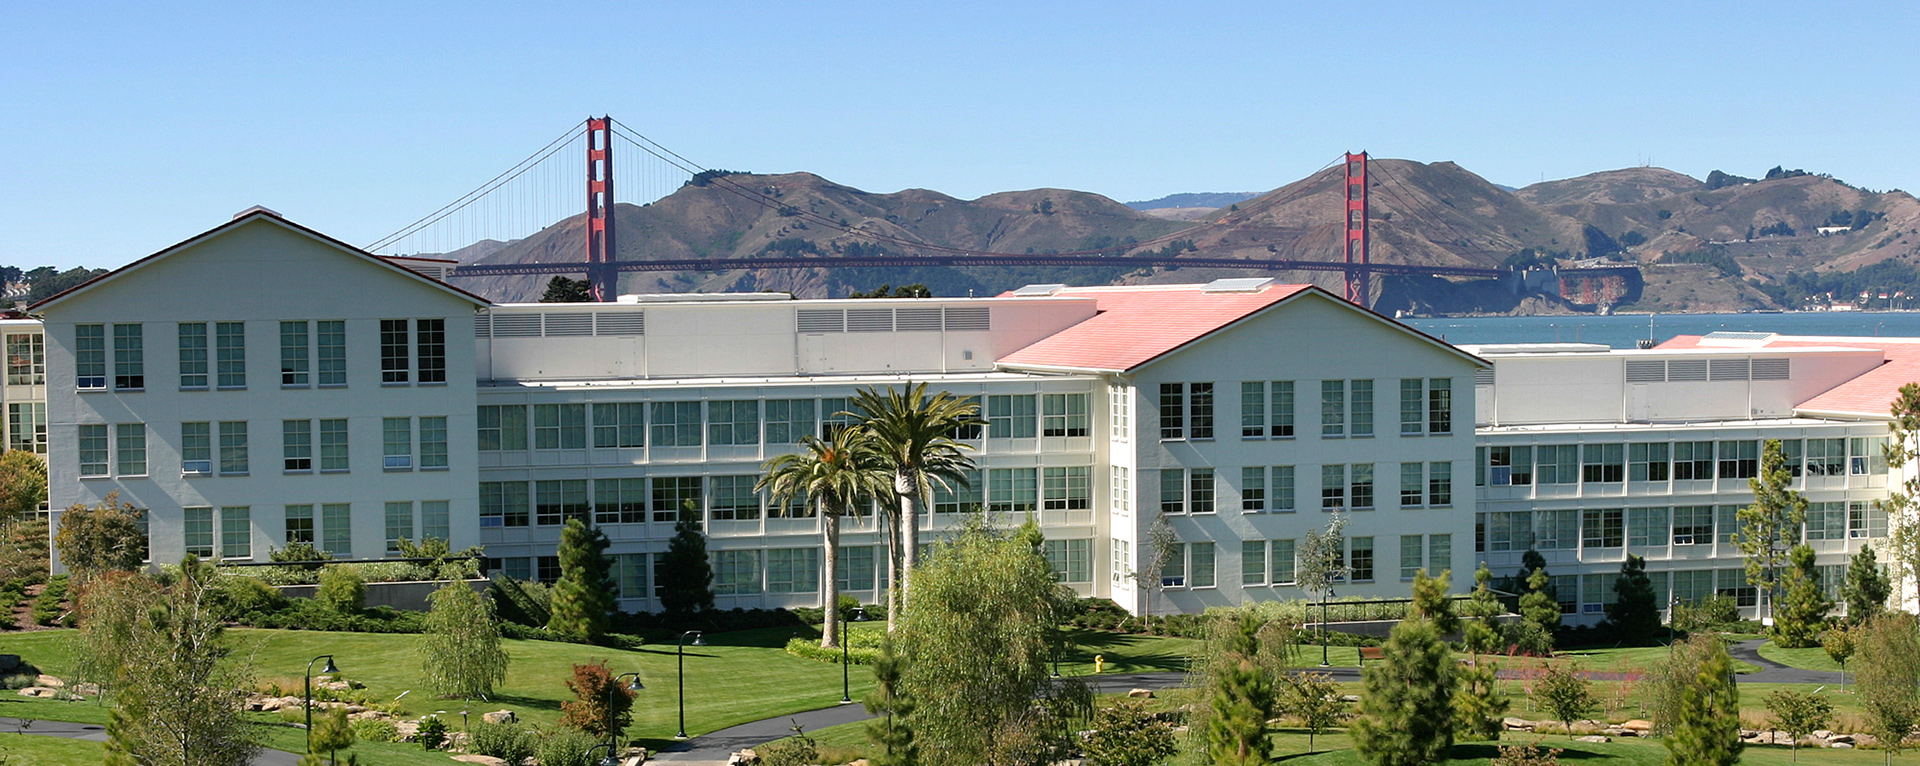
[540, 276, 592, 302]
[1845, 543, 1892, 624]
[1517, 567, 1559, 654]
[1202, 614, 1276, 766]
[1605, 554, 1661, 641]
[1408, 569, 1458, 636]
[1737, 439, 1808, 626]
[1352, 617, 1455, 766]
[657, 505, 714, 615]
[1454, 659, 1508, 742]
[1663, 638, 1742, 766]
[102, 706, 139, 766]
[309, 706, 357, 765]
[864, 636, 918, 766]
[1460, 563, 1507, 657]
[546, 518, 615, 640]
[420, 578, 510, 698]
[1772, 544, 1832, 649]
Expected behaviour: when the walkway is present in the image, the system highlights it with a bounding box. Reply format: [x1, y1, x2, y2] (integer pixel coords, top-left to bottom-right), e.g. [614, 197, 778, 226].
[1729, 639, 1846, 685]
[0, 716, 303, 765]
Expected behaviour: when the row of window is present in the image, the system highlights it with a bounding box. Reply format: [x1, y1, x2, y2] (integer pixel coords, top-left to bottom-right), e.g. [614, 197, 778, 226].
[1157, 462, 1454, 514]
[1475, 502, 1888, 553]
[498, 545, 907, 600]
[6, 333, 43, 386]
[1543, 566, 1846, 616]
[180, 501, 453, 560]
[74, 319, 445, 392]
[1151, 533, 1453, 589]
[1160, 378, 1453, 442]
[1479, 437, 1888, 487]
[78, 417, 449, 478]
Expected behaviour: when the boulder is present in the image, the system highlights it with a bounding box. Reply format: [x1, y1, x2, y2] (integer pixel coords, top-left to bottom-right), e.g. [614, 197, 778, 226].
[1814, 730, 1835, 740]
[1621, 719, 1653, 732]
[1834, 742, 1855, 749]
[1602, 727, 1630, 737]
[728, 748, 760, 766]
[1127, 689, 1154, 699]
[35, 675, 63, 688]
[451, 756, 506, 766]
[318, 680, 353, 693]
[1575, 736, 1611, 744]
[482, 710, 517, 725]
[16, 687, 56, 698]
[1502, 717, 1537, 731]
[1854, 733, 1880, 748]
[1827, 734, 1854, 745]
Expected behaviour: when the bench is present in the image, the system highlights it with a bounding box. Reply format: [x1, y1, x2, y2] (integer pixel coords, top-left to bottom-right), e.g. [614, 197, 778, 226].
[1358, 646, 1385, 665]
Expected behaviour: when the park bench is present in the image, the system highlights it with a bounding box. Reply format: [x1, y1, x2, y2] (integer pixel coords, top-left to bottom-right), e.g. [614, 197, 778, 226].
[1358, 646, 1385, 665]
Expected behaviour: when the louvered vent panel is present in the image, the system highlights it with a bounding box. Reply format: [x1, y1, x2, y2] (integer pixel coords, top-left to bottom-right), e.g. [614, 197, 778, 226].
[847, 308, 894, 332]
[943, 306, 991, 331]
[595, 312, 645, 336]
[475, 315, 492, 338]
[490, 315, 542, 338]
[894, 307, 942, 331]
[796, 309, 845, 333]
[1709, 358, 1751, 381]
[543, 313, 594, 337]
[1473, 368, 1495, 386]
[1667, 359, 1708, 381]
[1624, 360, 1667, 382]
[1751, 358, 1791, 381]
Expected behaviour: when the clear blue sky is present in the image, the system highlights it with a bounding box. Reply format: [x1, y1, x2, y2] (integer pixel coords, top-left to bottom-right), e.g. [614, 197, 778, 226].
[4, 1, 1915, 269]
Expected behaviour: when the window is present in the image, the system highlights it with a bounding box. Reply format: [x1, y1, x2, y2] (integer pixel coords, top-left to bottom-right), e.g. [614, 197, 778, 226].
[650, 402, 702, 447]
[1806, 438, 1846, 476]
[212, 506, 248, 559]
[1043, 466, 1091, 511]
[839, 546, 876, 591]
[1348, 537, 1374, 581]
[535, 480, 590, 526]
[1673, 505, 1714, 545]
[183, 507, 214, 557]
[1271, 381, 1295, 437]
[280, 321, 309, 386]
[711, 475, 761, 520]
[1487, 445, 1532, 486]
[1042, 393, 1089, 437]
[1241, 467, 1267, 512]
[1853, 437, 1889, 475]
[419, 417, 447, 469]
[615, 553, 649, 600]
[533, 404, 587, 450]
[1535, 510, 1579, 550]
[1188, 469, 1215, 513]
[380, 319, 409, 383]
[1400, 463, 1423, 507]
[217, 421, 248, 475]
[1111, 538, 1132, 585]
[1630, 443, 1670, 481]
[321, 503, 352, 557]
[651, 476, 703, 523]
[1350, 380, 1373, 437]
[382, 417, 412, 470]
[1805, 501, 1846, 541]
[709, 401, 760, 446]
[1487, 512, 1534, 552]
[1582, 509, 1624, 548]
[1043, 539, 1093, 583]
[319, 419, 348, 472]
[536, 556, 561, 584]
[1242, 540, 1267, 586]
[1349, 464, 1374, 510]
[6, 333, 43, 385]
[933, 469, 982, 514]
[1536, 445, 1578, 484]
[215, 322, 246, 388]
[1673, 441, 1713, 480]
[594, 478, 648, 525]
[75, 325, 106, 389]
[1189, 383, 1215, 439]
[112, 324, 143, 390]
[1672, 569, 1715, 606]
[765, 399, 815, 444]
[181, 422, 211, 475]
[1111, 466, 1130, 514]
[1554, 574, 1580, 614]
[1321, 464, 1345, 509]
[1399, 379, 1424, 435]
[384, 502, 414, 554]
[1161, 543, 1186, 587]
[1320, 380, 1345, 437]
[1242, 382, 1267, 438]
[285, 505, 315, 544]
[819, 397, 859, 438]
[481, 482, 530, 528]
[1110, 384, 1131, 440]
[1717, 505, 1741, 546]
[767, 548, 820, 593]
[1429, 462, 1452, 506]
[948, 396, 983, 439]
[1190, 542, 1216, 588]
[1271, 539, 1296, 584]
[317, 320, 346, 386]
[714, 550, 762, 595]
[1427, 379, 1452, 434]
[1718, 440, 1758, 479]
[1273, 466, 1296, 511]
[7, 403, 46, 454]
[1850, 501, 1887, 539]
[107, 423, 144, 476]
[1429, 534, 1451, 575]
[283, 420, 312, 471]
[1780, 438, 1805, 477]
[1628, 507, 1670, 548]
[1160, 469, 1185, 514]
[1400, 535, 1425, 580]
[479, 405, 529, 451]
[1582, 444, 1624, 483]
[1582, 574, 1611, 615]
[416, 318, 446, 383]
[989, 395, 1037, 439]
[78, 424, 108, 477]
[1716, 569, 1757, 607]
[988, 467, 1038, 513]
[1159, 384, 1185, 439]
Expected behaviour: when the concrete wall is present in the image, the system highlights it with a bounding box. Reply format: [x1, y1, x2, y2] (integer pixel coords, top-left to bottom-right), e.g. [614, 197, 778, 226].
[277, 578, 488, 612]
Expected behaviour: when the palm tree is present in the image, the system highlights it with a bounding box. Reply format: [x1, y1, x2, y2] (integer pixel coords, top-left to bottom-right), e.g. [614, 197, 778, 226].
[849, 382, 983, 629]
[757, 428, 889, 648]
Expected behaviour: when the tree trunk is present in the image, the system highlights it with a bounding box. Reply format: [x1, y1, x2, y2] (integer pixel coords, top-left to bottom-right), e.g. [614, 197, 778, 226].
[884, 506, 901, 633]
[822, 501, 841, 649]
[896, 467, 918, 609]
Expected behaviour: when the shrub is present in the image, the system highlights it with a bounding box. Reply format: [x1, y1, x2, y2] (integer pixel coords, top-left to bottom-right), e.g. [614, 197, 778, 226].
[213, 574, 286, 619]
[467, 721, 538, 763]
[415, 715, 449, 750]
[785, 631, 883, 664]
[760, 723, 820, 766]
[1, 672, 41, 690]
[31, 574, 67, 625]
[535, 728, 600, 766]
[350, 718, 399, 743]
[317, 566, 366, 613]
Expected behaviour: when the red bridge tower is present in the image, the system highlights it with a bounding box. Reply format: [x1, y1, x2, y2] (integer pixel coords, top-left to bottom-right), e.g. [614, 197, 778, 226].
[585, 117, 617, 301]
[1343, 152, 1370, 306]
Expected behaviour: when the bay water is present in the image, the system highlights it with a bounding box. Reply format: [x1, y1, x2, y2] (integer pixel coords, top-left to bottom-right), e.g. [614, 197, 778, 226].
[1401, 312, 1920, 349]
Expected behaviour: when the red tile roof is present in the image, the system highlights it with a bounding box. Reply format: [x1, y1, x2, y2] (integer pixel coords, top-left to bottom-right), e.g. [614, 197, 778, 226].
[1659, 334, 1920, 417]
[995, 284, 1312, 372]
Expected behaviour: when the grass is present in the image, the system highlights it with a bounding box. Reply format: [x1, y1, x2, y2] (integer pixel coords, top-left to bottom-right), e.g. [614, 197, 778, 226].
[1759, 641, 1848, 672]
[0, 734, 107, 766]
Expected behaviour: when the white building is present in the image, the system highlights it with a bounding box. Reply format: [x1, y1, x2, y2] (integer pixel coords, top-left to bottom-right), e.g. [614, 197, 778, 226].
[22, 210, 1920, 623]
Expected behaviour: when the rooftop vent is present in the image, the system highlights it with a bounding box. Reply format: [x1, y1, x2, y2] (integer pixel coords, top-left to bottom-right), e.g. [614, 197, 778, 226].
[1011, 284, 1067, 297]
[1203, 277, 1275, 293]
[234, 205, 283, 220]
[1698, 331, 1777, 348]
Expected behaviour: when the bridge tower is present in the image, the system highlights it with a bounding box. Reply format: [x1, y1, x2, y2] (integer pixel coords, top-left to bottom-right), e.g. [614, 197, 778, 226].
[1343, 152, 1370, 306]
[585, 117, 617, 301]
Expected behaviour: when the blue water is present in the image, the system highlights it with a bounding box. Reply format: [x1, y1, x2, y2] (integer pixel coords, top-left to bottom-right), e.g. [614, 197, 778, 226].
[1401, 312, 1920, 349]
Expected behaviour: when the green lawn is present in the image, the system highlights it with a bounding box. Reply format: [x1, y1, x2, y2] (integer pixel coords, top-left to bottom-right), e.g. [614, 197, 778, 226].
[0, 733, 107, 766]
[1759, 641, 1848, 672]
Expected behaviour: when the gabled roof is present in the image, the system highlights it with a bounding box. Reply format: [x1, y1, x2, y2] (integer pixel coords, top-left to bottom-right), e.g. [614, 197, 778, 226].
[30, 210, 492, 313]
[1659, 333, 1920, 418]
[995, 283, 1486, 374]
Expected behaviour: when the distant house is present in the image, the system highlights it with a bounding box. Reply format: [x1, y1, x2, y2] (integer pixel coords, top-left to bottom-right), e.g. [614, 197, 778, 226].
[1817, 226, 1852, 236]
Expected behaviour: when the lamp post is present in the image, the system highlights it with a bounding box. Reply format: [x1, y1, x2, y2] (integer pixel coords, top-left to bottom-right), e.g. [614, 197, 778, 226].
[676, 630, 705, 739]
[1668, 594, 1682, 650]
[1319, 585, 1335, 668]
[606, 672, 643, 751]
[304, 654, 340, 754]
[586, 742, 617, 766]
[841, 607, 866, 704]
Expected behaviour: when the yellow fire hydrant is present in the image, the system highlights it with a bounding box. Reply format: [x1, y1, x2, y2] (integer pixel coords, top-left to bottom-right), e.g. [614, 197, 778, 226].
[1094, 654, 1104, 674]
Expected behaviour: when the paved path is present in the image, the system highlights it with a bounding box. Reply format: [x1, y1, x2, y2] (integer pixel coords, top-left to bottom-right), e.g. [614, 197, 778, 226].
[1729, 638, 1846, 685]
[0, 716, 303, 765]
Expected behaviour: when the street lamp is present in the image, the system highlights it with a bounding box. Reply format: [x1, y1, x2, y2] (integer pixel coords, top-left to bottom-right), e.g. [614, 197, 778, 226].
[586, 742, 617, 766]
[304, 654, 340, 754]
[676, 631, 705, 739]
[606, 672, 643, 751]
[841, 607, 866, 704]
[1319, 584, 1335, 668]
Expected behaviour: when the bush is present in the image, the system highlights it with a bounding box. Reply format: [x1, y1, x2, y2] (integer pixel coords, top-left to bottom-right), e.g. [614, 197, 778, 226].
[0, 672, 40, 690]
[317, 566, 366, 613]
[31, 574, 67, 626]
[467, 721, 538, 763]
[415, 715, 449, 750]
[231, 596, 426, 634]
[350, 718, 399, 743]
[785, 633, 882, 665]
[760, 724, 819, 766]
[535, 728, 600, 766]
[213, 574, 286, 619]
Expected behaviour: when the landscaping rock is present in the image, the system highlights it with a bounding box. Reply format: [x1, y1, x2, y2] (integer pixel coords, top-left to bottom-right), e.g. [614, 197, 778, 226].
[1853, 733, 1879, 748]
[1127, 689, 1154, 699]
[1502, 717, 1537, 732]
[1602, 727, 1630, 737]
[729, 748, 759, 766]
[1835, 742, 1856, 748]
[482, 710, 517, 725]
[452, 756, 505, 766]
[16, 687, 56, 698]
[35, 675, 63, 688]
[1621, 719, 1652, 732]
[1575, 736, 1611, 744]
[1814, 730, 1835, 740]
[1827, 734, 1854, 745]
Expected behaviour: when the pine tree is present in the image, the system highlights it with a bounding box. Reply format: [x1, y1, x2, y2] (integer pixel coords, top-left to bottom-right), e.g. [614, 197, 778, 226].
[1517, 567, 1559, 654]
[657, 504, 714, 615]
[864, 636, 918, 766]
[1845, 543, 1892, 624]
[547, 517, 615, 640]
[1203, 615, 1275, 766]
[1453, 659, 1508, 742]
[1409, 569, 1458, 636]
[310, 706, 357, 765]
[1663, 638, 1742, 766]
[1773, 544, 1833, 649]
[1606, 554, 1661, 641]
[540, 276, 592, 302]
[1737, 439, 1808, 626]
[420, 578, 510, 698]
[1352, 617, 1455, 766]
[102, 705, 139, 766]
[1460, 563, 1507, 657]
